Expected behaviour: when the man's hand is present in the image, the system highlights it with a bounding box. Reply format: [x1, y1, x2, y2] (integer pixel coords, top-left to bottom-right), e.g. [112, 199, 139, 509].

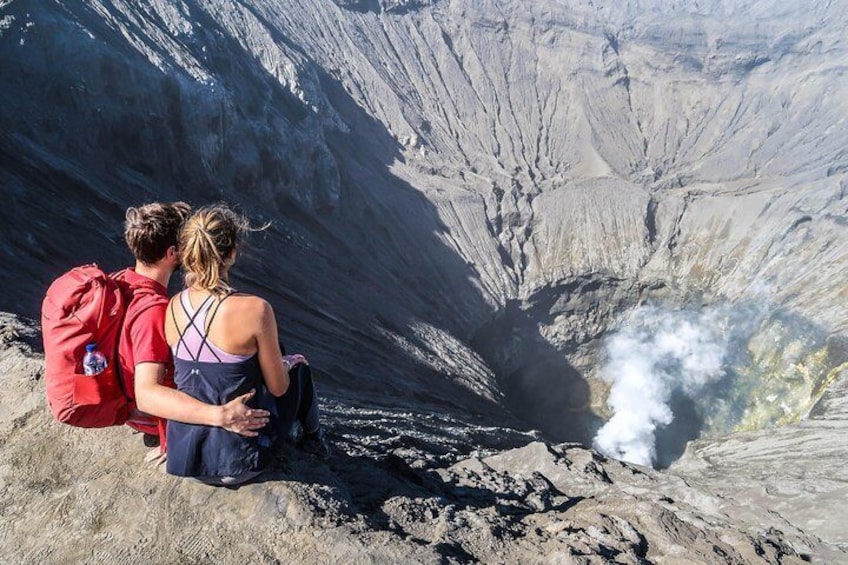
[219, 389, 271, 437]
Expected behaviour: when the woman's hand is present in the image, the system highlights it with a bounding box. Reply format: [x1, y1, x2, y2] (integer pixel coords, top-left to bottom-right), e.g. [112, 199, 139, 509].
[283, 354, 308, 369]
[218, 389, 270, 437]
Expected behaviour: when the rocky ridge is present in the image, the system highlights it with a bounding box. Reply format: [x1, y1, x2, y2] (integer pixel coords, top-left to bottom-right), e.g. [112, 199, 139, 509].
[0, 313, 841, 563]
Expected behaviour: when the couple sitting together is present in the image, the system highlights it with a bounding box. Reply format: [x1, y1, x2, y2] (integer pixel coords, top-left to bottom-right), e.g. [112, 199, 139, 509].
[119, 201, 329, 486]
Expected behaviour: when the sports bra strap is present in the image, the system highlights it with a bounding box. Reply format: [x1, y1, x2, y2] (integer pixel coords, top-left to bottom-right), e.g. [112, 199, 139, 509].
[172, 292, 214, 363]
[196, 292, 232, 363]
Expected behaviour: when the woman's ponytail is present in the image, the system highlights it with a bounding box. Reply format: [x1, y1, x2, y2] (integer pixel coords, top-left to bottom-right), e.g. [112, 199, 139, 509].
[179, 205, 252, 296]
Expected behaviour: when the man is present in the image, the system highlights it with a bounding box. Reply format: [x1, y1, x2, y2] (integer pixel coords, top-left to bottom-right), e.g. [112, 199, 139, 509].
[116, 202, 268, 458]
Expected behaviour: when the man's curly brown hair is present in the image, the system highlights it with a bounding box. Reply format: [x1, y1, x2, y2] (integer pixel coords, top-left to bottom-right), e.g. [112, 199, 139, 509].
[124, 202, 192, 264]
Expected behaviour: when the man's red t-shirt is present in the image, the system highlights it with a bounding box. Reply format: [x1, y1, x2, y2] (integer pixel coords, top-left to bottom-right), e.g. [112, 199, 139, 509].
[114, 268, 175, 438]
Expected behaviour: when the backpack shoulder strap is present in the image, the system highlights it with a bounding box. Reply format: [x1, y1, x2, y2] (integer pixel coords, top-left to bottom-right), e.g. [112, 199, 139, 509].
[111, 270, 168, 324]
[124, 292, 168, 326]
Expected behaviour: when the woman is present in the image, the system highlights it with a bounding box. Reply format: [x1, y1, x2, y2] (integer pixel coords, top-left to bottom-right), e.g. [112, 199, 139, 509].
[164, 204, 330, 485]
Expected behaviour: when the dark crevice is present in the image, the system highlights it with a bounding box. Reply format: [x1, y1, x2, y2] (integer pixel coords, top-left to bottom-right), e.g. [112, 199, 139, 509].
[646, 196, 659, 246]
[653, 390, 704, 470]
[469, 276, 642, 445]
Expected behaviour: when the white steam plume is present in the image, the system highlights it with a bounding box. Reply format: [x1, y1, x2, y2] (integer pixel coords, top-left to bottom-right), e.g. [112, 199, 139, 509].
[593, 305, 731, 467]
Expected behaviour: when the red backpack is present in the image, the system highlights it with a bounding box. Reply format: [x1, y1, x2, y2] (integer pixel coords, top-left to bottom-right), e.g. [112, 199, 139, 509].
[41, 264, 134, 427]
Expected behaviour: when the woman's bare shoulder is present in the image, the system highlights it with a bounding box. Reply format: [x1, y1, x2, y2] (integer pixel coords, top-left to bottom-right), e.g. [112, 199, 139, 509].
[223, 293, 272, 316]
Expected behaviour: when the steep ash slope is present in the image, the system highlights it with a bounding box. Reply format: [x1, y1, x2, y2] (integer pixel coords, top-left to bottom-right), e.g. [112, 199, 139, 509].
[2, 0, 846, 440]
[281, 0, 848, 315]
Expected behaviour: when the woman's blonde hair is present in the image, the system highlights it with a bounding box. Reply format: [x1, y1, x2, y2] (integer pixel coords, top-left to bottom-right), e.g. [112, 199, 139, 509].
[179, 204, 251, 296]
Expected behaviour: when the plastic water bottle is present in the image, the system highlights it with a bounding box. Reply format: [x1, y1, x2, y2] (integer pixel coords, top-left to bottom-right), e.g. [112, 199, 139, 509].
[83, 343, 108, 376]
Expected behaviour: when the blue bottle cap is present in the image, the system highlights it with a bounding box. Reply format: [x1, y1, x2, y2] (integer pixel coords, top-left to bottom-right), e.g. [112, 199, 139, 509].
[86, 343, 97, 352]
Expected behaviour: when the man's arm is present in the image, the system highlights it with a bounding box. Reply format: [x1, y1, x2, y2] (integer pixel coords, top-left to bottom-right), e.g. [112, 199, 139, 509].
[134, 362, 269, 436]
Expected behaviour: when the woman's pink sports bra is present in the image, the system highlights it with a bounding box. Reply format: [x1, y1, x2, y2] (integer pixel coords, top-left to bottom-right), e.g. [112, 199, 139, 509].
[171, 290, 254, 363]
